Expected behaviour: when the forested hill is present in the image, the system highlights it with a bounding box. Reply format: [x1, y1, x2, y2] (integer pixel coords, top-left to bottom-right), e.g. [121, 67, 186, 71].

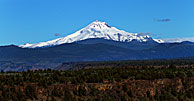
[1, 39, 194, 71]
[56, 59, 194, 70]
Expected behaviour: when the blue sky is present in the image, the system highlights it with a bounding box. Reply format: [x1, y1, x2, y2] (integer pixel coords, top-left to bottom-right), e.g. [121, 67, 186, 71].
[0, 0, 194, 45]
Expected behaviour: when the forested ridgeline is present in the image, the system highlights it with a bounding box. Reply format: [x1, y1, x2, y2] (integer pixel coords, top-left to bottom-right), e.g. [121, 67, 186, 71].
[56, 59, 194, 70]
[0, 65, 194, 100]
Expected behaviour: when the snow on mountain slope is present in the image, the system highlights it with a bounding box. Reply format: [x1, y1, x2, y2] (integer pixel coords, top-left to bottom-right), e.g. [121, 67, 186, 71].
[20, 20, 164, 48]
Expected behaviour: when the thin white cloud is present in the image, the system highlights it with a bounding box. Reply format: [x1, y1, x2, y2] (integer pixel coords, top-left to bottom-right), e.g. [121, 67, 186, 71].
[163, 37, 194, 43]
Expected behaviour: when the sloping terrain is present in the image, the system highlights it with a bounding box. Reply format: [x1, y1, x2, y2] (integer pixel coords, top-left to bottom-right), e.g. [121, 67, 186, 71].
[0, 39, 194, 71]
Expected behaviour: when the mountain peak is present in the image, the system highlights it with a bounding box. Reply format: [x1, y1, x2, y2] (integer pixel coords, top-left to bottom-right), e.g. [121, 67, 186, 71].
[20, 21, 163, 48]
[92, 20, 105, 23]
[86, 20, 111, 29]
[93, 20, 102, 23]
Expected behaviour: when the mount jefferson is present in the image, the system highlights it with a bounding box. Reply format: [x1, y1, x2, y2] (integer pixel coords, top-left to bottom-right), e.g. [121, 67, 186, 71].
[20, 20, 164, 48]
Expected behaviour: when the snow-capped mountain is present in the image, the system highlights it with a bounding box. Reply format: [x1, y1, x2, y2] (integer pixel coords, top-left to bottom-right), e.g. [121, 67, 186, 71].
[20, 20, 164, 48]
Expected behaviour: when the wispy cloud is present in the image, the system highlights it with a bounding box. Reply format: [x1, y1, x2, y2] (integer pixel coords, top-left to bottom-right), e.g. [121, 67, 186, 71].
[54, 33, 61, 36]
[137, 32, 161, 38]
[138, 32, 153, 36]
[155, 18, 171, 22]
[163, 37, 194, 42]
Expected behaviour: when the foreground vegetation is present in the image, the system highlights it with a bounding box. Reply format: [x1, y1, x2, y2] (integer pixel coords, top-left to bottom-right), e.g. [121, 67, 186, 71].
[0, 60, 194, 100]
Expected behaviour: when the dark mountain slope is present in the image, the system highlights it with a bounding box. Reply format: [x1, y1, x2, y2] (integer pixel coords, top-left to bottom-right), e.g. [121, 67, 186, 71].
[76, 38, 159, 50]
[0, 43, 142, 71]
[1, 40, 194, 71]
[148, 42, 194, 59]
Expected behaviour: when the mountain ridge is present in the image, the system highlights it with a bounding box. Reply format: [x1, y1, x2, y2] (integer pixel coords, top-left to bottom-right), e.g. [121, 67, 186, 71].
[1, 39, 194, 71]
[20, 20, 164, 48]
